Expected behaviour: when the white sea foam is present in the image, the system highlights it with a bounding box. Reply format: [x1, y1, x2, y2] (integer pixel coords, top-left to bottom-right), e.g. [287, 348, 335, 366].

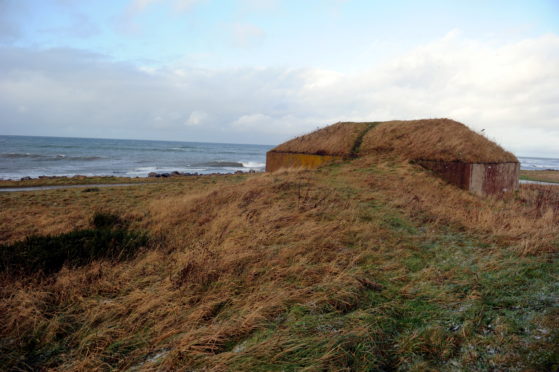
[241, 161, 265, 169]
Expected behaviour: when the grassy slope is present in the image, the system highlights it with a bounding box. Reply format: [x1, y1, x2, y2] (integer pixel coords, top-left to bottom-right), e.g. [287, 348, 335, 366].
[1, 158, 558, 371]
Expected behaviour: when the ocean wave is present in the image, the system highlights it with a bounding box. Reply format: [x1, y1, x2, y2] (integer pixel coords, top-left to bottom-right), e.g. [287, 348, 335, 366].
[1, 152, 47, 159]
[67, 156, 104, 161]
[169, 147, 196, 152]
[125, 166, 206, 176]
[0, 153, 104, 161]
[241, 161, 265, 168]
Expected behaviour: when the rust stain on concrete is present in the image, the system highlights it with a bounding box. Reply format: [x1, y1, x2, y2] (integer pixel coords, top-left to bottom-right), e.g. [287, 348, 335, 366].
[417, 161, 519, 196]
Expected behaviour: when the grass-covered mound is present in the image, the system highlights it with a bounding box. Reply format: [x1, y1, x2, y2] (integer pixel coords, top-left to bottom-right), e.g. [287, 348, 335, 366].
[360, 119, 517, 163]
[271, 121, 374, 156]
[0, 158, 557, 371]
[270, 118, 517, 163]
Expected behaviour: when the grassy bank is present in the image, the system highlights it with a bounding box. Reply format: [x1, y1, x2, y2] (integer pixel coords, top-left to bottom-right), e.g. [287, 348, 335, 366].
[521, 170, 559, 184]
[1, 157, 558, 371]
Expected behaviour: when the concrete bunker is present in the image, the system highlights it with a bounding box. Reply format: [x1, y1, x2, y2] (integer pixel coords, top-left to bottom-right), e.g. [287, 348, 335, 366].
[266, 119, 519, 196]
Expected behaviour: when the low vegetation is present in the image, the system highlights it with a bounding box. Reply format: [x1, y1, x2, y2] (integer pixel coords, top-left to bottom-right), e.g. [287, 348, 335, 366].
[521, 169, 559, 184]
[270, 119, 517, 164]
[272, 122, 373, 156]
[0, 156, 557, 371]
[360, 119, 517, 163]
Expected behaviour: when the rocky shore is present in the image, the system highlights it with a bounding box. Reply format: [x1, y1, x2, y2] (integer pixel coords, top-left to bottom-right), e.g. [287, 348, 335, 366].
[146, 170, 257, 178]
[11, 169, 260, 182]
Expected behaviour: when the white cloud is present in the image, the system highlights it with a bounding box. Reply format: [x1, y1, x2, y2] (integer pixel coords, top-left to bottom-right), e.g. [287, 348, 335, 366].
[0, 32, 558, 155]
[230, 114, 312, 135]
[174, 0, 205, 12]
[127, 0, 204, 14]
[231, 23, 266, 48]
[238, 0, 279, 11]
[129, 0, 160, 13]
[185, 110, 208, 126]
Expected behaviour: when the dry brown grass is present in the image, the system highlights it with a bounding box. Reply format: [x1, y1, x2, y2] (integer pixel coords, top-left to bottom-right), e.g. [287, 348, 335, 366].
[0, 174, 247, 245]
[271, 121, 372, 155]
[0, 157, 557, 371]
[348, 155, 558, 254]
[360, 118, 517, 163]
[1, 170, 379, 369]
[521, 169, 559, 184]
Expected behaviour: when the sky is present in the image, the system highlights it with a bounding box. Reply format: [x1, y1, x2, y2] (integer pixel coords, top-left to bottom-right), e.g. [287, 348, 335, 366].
[0, 0, 558, 156]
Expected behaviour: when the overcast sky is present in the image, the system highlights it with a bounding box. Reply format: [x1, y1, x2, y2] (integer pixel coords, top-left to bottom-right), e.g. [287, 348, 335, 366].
[0, 0, 558, 156]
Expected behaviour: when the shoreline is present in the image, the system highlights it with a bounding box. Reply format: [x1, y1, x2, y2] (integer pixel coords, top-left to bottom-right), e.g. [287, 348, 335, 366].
[0, 183, 149, 193]
[0, 170, 261, 189]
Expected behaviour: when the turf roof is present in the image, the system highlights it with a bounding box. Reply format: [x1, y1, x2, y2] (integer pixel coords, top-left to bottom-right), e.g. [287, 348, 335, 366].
[271, 118, 518, 163]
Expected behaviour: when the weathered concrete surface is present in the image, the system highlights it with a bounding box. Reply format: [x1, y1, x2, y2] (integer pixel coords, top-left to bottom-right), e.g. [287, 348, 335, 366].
[266, 151, 343, 172]
[471, 162, 520, 196]
[417, 161, 519, 196]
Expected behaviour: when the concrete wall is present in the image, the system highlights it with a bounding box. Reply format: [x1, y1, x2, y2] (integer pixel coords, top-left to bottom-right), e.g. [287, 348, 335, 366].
[470, 162, 519, 196]
[266, 151, 343, 172]
[417, 161, 519, 196]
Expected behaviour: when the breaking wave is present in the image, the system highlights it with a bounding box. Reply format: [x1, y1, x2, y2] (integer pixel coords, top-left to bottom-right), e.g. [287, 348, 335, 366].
[0, 153, 104, 161]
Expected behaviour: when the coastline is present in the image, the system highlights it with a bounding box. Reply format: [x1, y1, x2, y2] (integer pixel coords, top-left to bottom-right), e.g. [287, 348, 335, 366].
[0, 169, 261, 189]
[2, 169, 557, 190]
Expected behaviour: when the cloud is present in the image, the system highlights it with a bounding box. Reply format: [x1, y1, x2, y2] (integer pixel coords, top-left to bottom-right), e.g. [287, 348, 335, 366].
[128, 0, 160, 14]
[0, 32, 557, 155]
[127, 0, 204, 14]
[174, 0, 205, 12]
[231, 23, 266, 48]
[185, 110, 208, 126]
[238, 0, 279, 11]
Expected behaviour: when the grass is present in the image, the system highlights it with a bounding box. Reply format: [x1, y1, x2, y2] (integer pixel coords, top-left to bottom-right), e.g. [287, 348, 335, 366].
[0, 173, 248, 244]
[0, 173, 246, 189]
[360, 119, 518, 163]
[0, 212, 148, 277]
[271, 122, 372, 156]
[270, 119, 517, 163]
[0, 157, 557, 371]
[521, 170, 559, 184]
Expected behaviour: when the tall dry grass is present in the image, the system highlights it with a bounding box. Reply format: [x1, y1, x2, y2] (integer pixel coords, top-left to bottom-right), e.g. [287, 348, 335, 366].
[271, 121, 372, 156]
[360, 118, 517, 163]
[1, 157, 557, 370]
[1, 170, 380, 369]
[348, 156, 558, 254]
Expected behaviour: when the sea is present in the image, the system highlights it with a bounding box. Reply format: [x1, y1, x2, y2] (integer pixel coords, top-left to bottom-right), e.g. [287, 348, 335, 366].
[0, 135, 558, 180]
[0, 135, 272, 180]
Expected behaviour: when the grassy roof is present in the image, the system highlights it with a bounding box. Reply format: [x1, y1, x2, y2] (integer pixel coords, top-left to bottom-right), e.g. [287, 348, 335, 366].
[360, 119, 518, 163]
[271, 122, 372, 156]
[271, 118, 517, 163]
